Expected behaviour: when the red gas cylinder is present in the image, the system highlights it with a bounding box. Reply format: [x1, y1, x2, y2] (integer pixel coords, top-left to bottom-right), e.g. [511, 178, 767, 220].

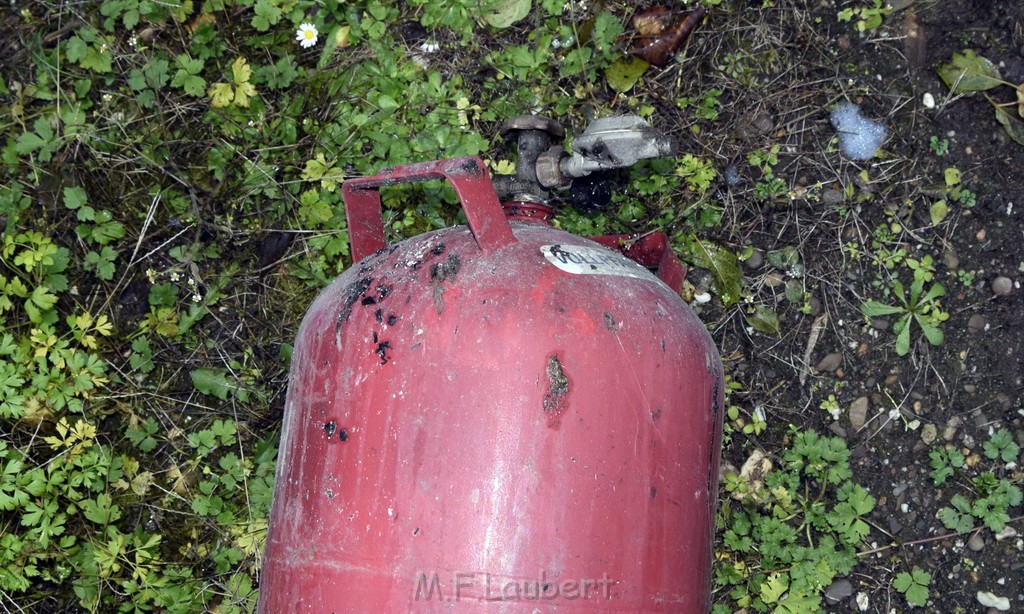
[260, 124, 723, 612]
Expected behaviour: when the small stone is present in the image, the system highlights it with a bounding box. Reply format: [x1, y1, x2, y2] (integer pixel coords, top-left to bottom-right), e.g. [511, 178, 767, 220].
[976, 591, 1010, 611]
[976, 228, 987, 241]
[964, 384, 977, 394]
[994, 526, 1018, 541]
[967, 532, 985, 551]
[807, 295, 822, 316]
[967, 314, 989, 334]
[824, 578, 854, 605]
[816, 352, 844, 372]
[849, 396, 869, 430]
[922, 92, 936, 109]
[743, 249, 764, 269]
[869, 318, 889, 331]
[942, 250, 960, 270]
[921, 423, 938, 444]
[822, 189, 845, 205]
[991, 276, 1013, 296]
[943, 416, 963, 441]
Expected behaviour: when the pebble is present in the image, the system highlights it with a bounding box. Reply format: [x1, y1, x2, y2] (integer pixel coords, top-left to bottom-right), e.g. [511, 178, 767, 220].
[967, 532, 986, 551]
[964, 384, 977, 394]
[743, 249, 764, 269]
[976, 591, 1010, 611]
[967, 314, 989, 333]
[921, 423, 938, 444]
[994, 526, 1018, 541]
[976, 228, 987, 241]
[807, 295, 822, 316]
[991, 276, 1013, 296]
[942, 250, 960, 270]
[824, 578, 854, 605]
[822, 189, 845, 205]
[816, 352, 844, 372]
[943, 416, 963, 441]
[849, 396, 869, 429]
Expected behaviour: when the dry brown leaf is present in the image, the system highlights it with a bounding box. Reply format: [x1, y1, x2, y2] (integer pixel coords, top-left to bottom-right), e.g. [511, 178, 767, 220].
[631, 6, 707, 68]
[902, 8, 928, 67]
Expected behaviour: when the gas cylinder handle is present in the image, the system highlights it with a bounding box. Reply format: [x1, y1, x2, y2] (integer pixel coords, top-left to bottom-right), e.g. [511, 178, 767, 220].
[342, 157, 517, 262]
[589, 233, 687, 294]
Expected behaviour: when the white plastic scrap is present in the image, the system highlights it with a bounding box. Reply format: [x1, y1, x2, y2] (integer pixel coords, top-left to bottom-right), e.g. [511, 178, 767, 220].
[830, 102, 889, 161]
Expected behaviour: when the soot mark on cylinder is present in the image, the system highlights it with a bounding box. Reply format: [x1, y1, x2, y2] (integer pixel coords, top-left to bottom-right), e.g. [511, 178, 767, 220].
[430, 253, 462, 283]
[337, 277, 374, 330]
[375, 340, 392, 364]
[324, 421, 349, 442]
[542, 355, 569, 427]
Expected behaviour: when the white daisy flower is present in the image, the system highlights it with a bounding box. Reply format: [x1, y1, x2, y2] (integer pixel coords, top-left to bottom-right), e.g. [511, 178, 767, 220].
[296, 23, 319, 48]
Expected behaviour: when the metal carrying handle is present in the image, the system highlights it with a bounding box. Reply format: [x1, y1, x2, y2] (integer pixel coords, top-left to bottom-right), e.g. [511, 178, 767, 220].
[589, 233, 687, 294]
[342, 157, 517, 263]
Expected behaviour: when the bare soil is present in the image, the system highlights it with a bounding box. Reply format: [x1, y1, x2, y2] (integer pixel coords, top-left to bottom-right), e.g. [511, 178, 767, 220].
[694, 1, 1024, 611]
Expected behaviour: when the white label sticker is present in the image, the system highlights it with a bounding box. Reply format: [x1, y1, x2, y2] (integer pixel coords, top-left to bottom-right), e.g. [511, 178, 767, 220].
[540, 244, 650, 280]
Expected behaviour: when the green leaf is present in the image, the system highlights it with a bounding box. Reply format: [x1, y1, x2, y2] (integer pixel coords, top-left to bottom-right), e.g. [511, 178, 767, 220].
[65, 36, 89, 63]
[993, 104, 1024, 147]
[15, 132, 45, 155]
[605, 57, 649, 93]
[63, 186, 88, 210]
[376, 94, 399, 112]
[190, 368, 233, 400]
[252, 0, 283, 31]
[759, 572, 788, 604]
[15, 117, 56, 159]
[943, 167, 961, 187]
[30, 285, 58, 311]
[895, 313, 912, 355]
[920, 282, 945, 304]
[257, 55, 298, 90]
[859, 300, 903, 317]
[929, 200, 948, 225]
[172, 55, 207, 96]
[916, 319, 943, 346]
[179, 74, 207, 97]
[683, 236, 742, 307]
[745, 305, 780, 335]
[482, 0, 532, 29]
[938, 50, 1002, 93]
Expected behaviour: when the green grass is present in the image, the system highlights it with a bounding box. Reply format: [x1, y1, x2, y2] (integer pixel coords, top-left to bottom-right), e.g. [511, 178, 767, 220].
[0, 1, 731, 609]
